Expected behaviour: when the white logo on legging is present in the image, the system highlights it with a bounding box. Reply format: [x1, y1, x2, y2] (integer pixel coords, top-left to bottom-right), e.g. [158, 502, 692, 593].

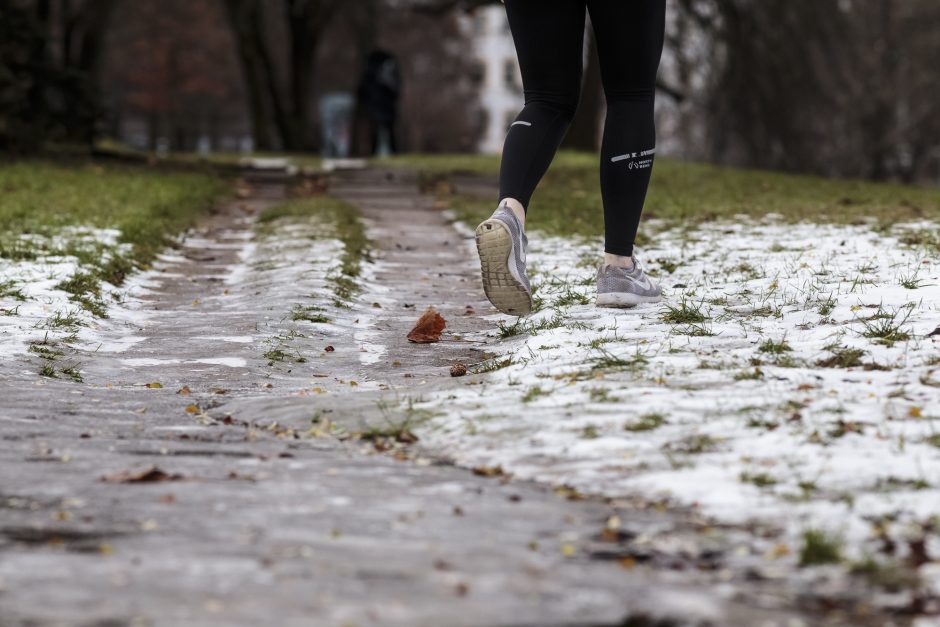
[612, 147, 656, 163]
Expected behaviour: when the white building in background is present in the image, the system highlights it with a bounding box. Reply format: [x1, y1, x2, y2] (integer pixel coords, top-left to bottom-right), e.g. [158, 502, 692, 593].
[463, 6, 523, 154]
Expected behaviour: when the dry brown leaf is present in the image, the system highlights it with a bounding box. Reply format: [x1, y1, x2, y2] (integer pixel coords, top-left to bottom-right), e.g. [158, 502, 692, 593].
[102, 466, 184, 484]
[472, 465, 504, 477]
[407, 307, 446, 343]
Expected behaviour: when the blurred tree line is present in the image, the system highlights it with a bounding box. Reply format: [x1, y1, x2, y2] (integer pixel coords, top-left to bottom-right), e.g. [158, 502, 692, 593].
[673, 0, 940, 182]
[2, 0, 939, 182]
[415, 0, 940, 183]
[1, 0, 482, 154]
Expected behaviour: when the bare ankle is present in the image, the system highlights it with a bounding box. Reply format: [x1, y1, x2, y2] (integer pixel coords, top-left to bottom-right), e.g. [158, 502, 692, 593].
[604, 253, 635, 269]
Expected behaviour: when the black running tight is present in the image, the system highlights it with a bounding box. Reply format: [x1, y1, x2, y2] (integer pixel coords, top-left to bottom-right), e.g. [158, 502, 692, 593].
[499, 0, 666, 257]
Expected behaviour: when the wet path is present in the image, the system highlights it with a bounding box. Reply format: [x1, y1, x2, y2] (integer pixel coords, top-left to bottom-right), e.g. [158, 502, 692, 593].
[0, 168, 814, 626]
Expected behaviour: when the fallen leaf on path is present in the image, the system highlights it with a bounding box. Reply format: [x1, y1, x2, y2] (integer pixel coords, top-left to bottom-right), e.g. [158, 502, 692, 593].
[102, 466, 184, 484]
[185, 404, 200, 414]
[324, 345, 335, 352]
[177, 386, 191, 395]
[145, 382, 163, 389]
[407, 307, 446, 343]
[472, 464, 504, 477]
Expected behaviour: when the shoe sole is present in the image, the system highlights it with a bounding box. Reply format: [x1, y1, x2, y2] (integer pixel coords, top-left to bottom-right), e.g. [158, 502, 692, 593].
[595, 292, 663, 308]
[475, 218, 532, 316]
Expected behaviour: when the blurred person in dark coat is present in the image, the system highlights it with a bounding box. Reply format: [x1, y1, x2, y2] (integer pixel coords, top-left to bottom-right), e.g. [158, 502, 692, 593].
[356, 49, 401, 156]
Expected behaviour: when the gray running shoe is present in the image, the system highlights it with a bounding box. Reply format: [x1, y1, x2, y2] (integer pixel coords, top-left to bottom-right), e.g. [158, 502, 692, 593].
[475, 203, 533, 316]
[596, 257, 662, 308]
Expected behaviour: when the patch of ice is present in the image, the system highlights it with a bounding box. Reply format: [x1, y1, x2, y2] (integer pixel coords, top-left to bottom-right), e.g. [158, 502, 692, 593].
[189, 358, 247, 368]
[193, 336, 255, 344]
[121, 358, 182, 367]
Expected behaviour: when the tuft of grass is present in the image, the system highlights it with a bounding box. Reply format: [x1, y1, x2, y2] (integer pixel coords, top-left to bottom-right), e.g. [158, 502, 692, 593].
[816, 346, 866, 368]
[661, 298, 708, 325]
[734, 367, 764, 381]
[624, 413, 666, 432]
[740, 472, 778, 487]
[0, 280, 27, 301]
[553, 286, 591, 307]
[677, 323, 716, 337]
[27, 339, 64, 360]
[799, 529, 843, 567]
[664, 433, 721, 454]
[521, 386, 548, 403]
[858, 305, 913, 347]
[898, 269, 931, 290]
[896, 229, 940, 254]
[590, 347, 649, 374]
[817, 294, 838, 317]
[42, 310, 83, 330]
[580, 424, 600, 439]
[757, 338, 792, 355]
[290, 305, 331, 324]
[55, 272, 106, 317]
[655, 258, 679, 274]
[263, 346, 306, 365]
[498, 312, 574, 338]
[359, 417, 420, 444]
[588, 387, 618, 403]
[472, 356, 513, 374]
[59, 365, 84, 383]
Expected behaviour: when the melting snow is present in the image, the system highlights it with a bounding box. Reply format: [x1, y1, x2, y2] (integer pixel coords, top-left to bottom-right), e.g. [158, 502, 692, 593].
[412, 217, 940, 577]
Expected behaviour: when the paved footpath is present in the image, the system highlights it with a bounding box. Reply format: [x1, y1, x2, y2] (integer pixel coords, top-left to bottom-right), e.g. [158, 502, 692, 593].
[0, 168, 862, 626]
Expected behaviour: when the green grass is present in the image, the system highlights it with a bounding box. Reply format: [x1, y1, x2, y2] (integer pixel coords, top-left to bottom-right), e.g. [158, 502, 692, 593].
[0, 160, 228, 316]
[290, 305, 331, 324]
[624, 413, 667, 432]
[1, 160, 227, 262]
[387, 151, 940, 238]
[0, 279, 26, 301]
[740, 471, 778, 487]
[664, 433, 722, 454]
[858, 305, 914, 347]
[661, 298, 709, 325]
[757, 338, 793, 355]
[799, 529, 843, 566]
[816, 346, 866, 368]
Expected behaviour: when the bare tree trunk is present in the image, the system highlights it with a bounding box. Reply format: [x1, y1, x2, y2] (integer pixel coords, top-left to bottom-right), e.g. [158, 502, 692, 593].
[222, 0, 275, 149]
